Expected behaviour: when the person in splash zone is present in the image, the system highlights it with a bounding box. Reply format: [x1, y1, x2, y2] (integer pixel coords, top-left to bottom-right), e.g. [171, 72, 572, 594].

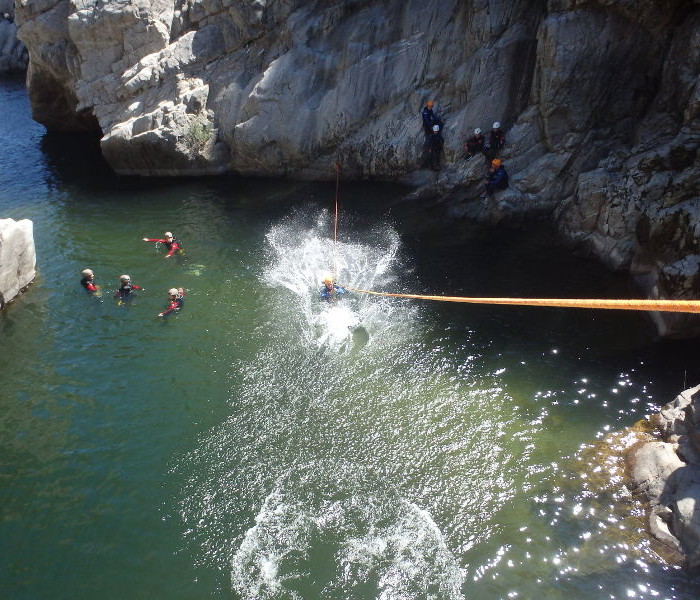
[80, 268, 99, 294]
[320, 276, 348, 302]
[142, 231, 183, 258]
[463, 127, 485, 159]
[483, 121, 506, 161]
[427, 124, 444, 171]
[158, 287, 185, 317]
[114, 274, 143, 304]
[484, 158, 509, 197]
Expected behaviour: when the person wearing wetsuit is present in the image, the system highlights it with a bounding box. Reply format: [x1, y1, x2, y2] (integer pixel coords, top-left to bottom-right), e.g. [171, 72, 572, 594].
[142, 231, 183, 258]
[114, 274, 142, 303]
[158, 288, 185, 317]
[484, 159, 509, 196]
[80, 269, 99, 294]
[320, 277, 348, 302]
[463, 128, 485, 159]
[484, 121, 506, 161]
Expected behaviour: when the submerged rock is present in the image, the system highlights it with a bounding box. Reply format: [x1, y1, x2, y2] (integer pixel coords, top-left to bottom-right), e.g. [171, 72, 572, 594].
[13, 0, 700, 335]
[628, 385, 700, 572]
[0, 218, 36, 309]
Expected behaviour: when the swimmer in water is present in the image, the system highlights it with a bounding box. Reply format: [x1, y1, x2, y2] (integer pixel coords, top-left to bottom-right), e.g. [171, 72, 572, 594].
[158, 287, 185, 317]
[142, 231, 184, 258]
[320, 276, 348, 302]
[114, 274, 143, 304]
[80, 269, 99, 295]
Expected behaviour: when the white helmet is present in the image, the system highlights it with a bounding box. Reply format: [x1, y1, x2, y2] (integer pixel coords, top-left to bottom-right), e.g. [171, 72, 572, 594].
[164, 231, 173, 238]
[120, 274, 130, 282]
[493, 121, 500, 129]
[168, 288, 179, 296]
[81, 268, 93, 277]
[432, 124, 440, 132]
[474, 128, 482, 135]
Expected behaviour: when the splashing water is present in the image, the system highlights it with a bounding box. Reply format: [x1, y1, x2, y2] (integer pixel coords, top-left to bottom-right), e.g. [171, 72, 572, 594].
[263, 211, 407, 348]
[175, 210, 532, 598]
[231, 462, 465, 600]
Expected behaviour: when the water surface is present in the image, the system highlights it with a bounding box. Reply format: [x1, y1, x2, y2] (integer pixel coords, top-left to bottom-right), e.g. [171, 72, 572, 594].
[1, 76, 699, 599]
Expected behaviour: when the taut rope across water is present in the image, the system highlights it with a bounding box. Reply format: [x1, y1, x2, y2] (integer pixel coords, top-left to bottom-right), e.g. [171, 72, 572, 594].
[341, 288, 700, 314]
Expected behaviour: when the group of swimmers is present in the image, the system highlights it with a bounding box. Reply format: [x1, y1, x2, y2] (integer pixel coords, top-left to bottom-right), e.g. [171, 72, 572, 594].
[82, 230, 347, 312]
[80, 231, 185, 317]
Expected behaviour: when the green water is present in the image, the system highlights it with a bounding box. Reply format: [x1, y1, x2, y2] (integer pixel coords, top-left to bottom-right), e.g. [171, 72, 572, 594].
[1, 77, 699, 599]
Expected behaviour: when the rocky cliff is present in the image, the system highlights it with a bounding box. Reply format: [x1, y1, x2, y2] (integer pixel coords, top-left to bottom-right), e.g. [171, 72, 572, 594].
[0, 0, 27, 73]
[0, 218, 36, 309]
[14, 0, 700, 336]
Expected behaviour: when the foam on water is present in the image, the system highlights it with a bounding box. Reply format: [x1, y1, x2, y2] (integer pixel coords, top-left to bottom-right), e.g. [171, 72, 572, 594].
[230, 462, 464, 600]
[175, 210, 533, 597]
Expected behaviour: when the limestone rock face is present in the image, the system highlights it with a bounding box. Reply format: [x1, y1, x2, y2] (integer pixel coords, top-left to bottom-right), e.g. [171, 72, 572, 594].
[0, 218, 36, 309]
[0, 1, 28, 74]
[13, 0, 700, 334]
[630, 385, 700, 571]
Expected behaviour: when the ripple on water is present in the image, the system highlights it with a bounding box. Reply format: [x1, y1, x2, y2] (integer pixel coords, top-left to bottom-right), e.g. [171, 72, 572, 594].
[231, 462, 465, 600]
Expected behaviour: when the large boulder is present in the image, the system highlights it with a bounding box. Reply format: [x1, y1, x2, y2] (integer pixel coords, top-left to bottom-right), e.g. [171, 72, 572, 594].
[0, 218, 36, 309]
[629, 385, 700, 572]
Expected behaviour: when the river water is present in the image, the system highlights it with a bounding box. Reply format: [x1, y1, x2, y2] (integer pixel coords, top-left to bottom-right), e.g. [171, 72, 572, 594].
[1, 77, 699, 599]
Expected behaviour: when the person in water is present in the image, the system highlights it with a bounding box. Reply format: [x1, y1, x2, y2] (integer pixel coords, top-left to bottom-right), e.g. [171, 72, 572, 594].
[80, 269, 99, 294]
[142, 231, 183, 258]
[320, 276, 348, 302]
[114, 274, 142, 303]
[158, 287, 185, 317]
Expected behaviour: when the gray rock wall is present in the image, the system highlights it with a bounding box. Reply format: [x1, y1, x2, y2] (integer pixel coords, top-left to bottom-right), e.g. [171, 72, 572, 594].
[630, 385, 700, 572]
[0, 1, 28, 74]
[0, 218, 36, 309]
[13, 0, 700, 336]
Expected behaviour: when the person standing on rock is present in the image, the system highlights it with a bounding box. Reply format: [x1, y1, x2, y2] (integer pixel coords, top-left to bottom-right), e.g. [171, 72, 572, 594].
[463, 128, 485, 159]
[421, 100, 443, 137]
[427, 124, 444, 171]
[484, 159, 509, 197]
[142, 231, 183, 258]
[158, 287, 185, 317]
[484, 121, 506, 161]
[80, 269, 99, 295]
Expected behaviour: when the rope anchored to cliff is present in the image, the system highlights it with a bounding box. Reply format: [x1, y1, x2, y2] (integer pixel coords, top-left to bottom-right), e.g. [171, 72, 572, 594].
[332, 161, 341, 282]
[340, 288, 700, 314]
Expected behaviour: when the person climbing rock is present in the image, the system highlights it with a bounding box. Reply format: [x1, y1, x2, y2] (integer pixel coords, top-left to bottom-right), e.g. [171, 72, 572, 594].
[142, 231, 183, 258]
[158, 287, 185, 317]
[427, 124, 444, 171]
[320, 276, 348, 302]
[463, 128, 485, 159]
[80, 269, 99, 294]
[484, 159, 509, 197]
[114, 274, 143, 303]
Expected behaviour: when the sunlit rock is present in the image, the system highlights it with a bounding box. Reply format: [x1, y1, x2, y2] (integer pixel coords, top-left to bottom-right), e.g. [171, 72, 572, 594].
[0, 218, 36, 309]
[629, 385, 700, 572]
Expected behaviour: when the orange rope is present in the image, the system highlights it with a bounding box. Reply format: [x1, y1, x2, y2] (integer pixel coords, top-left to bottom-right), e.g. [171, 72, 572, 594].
[342, 287, 700, 314]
